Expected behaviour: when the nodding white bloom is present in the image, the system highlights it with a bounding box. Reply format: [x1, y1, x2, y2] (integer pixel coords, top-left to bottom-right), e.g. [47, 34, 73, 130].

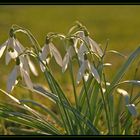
[7, 57, 33, 93]
[77, 31, 103, 57]
[0, 37, 38, 76]
[85, 36, 103, 57]
[62, 39, 78, 73]
[77, 43, 89, 62]
[39, 42, 63, 72]
[19, 55, 38, 76]
[76, 59, 100, 84]
[0, 37, 25, 65]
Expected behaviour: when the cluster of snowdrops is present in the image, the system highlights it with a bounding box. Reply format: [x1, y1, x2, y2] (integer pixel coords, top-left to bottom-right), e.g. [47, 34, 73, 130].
[0, 21, 140, 135]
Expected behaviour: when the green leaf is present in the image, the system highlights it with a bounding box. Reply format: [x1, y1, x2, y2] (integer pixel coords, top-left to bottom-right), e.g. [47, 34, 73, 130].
[8, 127, 48, 135]
[19, 99, 63, 126]
[106, 47, 140, 95]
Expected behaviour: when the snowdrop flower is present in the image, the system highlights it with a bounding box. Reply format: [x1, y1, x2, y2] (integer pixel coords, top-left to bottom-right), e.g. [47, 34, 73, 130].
[76, 56, 100, 84]
[0, 36, 38, 76]
[77, 30, 103, 57]
[39, 41, 63, 72]
[85, 36, 103, 57]
[19, 55, 38, 76]
[7, 57, 33, 93]
[77, 42, 89, 62]
[62, 39, 78, 72]
[0, 36, 25, 65]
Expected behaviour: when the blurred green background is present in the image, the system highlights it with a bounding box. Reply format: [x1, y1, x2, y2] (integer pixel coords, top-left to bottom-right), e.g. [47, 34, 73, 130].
[0, 5, 140, 122]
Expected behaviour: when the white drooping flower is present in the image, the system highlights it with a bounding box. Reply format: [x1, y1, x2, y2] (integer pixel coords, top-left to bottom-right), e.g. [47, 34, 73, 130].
[20, 55, 38, 76]
[62, 39, 78, 73]
[76, 59, 100, 84]
[0, 36, 38, 76]
[77, 31, 103, 57]
[0, 37, 25, 65]
[77, 43, 89, 62]
[85, 36, 103, 57]
[7, 57, 33, 93]
[39, 42, 63, 72]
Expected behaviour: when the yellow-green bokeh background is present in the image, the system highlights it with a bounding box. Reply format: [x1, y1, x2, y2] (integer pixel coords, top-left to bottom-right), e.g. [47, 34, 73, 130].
[0, 5, 140, 109]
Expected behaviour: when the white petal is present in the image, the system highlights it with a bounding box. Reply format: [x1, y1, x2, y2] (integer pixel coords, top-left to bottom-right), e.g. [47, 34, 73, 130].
[5, 51, 12, 65]
[68, 46, 75, 58]
[106, 82, 110, 86]
[73, 39, 78, 53]
[39, 52, 46, 72]
[90, 64, 101, 83]
[126, 104, 137, 116]
[84, 72, 89, 82]
[40, 44, 50, 61]
[103, 63, 112, 66]
[78, 43, 88, 62]
[0, 40, 7, 58]
[27, 57, 38, 76]
[39, 61, 46, 72]
[102, 88, 106, 93]
[88, 37, 103, 57]
[76, 61, 86, 84]
[7, 37, 14, 48]
[46, 57, 51, 64]
[50, 43, 62, 67]
[14, 39, 25, 54]
[20, 68, 33, 90]
[7, 66, 19, 93]
[8, 50, 18, 59]
[117, 88, 130, 104]
[19, 56, 30, 74]
[62, 52, 69, 73]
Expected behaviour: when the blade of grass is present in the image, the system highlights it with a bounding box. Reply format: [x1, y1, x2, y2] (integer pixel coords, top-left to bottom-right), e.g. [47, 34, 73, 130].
[32, 84, 100, 134]
[19, 99, 63, 126]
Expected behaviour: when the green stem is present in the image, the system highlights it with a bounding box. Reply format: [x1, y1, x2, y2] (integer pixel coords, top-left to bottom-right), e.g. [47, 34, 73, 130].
[69, 59, 79, 110]
[99, 84, 112, 134]
[130, 64, 139, 101]
[44, 71, 73, 134]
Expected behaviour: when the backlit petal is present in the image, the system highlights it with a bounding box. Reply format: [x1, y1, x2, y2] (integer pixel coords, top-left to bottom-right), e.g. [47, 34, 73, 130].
[7, 66, 19, 93]
[5, 51, 12, 65]
[88, 37, 103, 57]
[14, 39, 25, 54]
[62, 52, 69, 73]
[20, 68, 33, 90]
[39, 61, 46, 72]
[90, 64, 101, 83]
[0, 40, 7, 58]
[78, 43, 88, 62]
[40, 44, 50, 61]
[27, 56, 38, 76]
[50, 43, 62, 67]
[76, 61, 86, 84]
